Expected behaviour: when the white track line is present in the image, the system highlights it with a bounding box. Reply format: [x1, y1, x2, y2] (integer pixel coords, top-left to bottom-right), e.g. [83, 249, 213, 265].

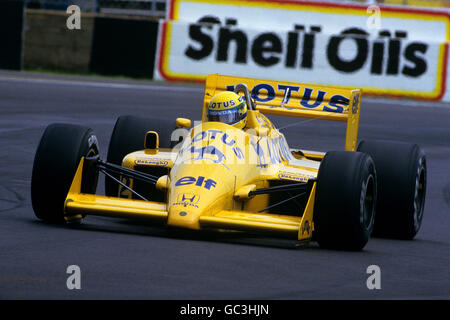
[0, 75, 448, 108]
[363, 97, 450, 108]
[0, 76, 203, 92]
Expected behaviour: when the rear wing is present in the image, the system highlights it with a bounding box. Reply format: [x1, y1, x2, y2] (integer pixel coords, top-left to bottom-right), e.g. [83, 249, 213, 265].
[202, 74, 362, 151]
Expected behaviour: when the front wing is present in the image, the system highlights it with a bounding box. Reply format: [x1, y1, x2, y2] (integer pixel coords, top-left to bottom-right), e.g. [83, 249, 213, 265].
[64, 158, 316, 241]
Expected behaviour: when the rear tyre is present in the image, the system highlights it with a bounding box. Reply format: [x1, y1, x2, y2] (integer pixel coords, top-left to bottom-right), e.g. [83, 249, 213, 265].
[357, 140, 426, 239]
[314, 151, 377, 251]
[31, 124, 99, 223]
[105, 115, 178, 198]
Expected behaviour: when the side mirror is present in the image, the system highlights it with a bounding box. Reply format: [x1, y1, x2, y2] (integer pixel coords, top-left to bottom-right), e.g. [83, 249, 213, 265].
[234, 184, 256, 201]
[144, 131, 159, 149]
[176, 118, 191, 128]
[156, 175, 170, 191]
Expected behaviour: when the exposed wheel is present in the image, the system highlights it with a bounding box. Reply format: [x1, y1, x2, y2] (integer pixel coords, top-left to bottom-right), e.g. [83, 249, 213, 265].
[357, 140, 426, 239]
[31, 124, 99, 223]
[314, 151, 377, 251]
[105, 115, 178, 198]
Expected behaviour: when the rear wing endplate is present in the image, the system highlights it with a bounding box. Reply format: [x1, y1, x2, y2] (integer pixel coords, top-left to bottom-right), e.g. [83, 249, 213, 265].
[202, 74, 362, 151]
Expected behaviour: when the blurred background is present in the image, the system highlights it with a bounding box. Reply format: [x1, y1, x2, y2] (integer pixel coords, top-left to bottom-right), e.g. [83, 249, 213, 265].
[0, 0, 449, 90]
[7, 0, 450, 17]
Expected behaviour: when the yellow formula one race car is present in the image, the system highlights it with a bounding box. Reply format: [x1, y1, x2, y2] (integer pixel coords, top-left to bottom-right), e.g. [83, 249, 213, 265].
[31, 74, 427, 250]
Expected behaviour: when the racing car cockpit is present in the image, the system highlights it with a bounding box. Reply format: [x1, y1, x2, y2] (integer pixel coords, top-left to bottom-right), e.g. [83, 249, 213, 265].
[207, 83, 273, 135]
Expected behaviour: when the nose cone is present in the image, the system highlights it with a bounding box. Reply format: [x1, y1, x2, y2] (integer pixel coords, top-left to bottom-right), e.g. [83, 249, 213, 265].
[167, 122, 253, 229]
[168, 200, 202, 229]
[167, 164, 225, 230]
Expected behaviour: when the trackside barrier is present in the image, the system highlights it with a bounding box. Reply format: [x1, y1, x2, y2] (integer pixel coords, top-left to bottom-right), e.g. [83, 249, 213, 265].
[90, 17, 159, 78]
[21, 9, 160, 78]
[154, 0, 450, 102]
[0, 2, 25, 70]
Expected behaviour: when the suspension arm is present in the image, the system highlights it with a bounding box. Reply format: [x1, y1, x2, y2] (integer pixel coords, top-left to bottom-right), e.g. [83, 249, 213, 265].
[249, 182, 308, 196]
[96, 160, 159, 185]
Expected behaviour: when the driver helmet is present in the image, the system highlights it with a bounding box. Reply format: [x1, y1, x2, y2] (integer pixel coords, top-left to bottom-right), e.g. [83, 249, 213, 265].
[207, 91, 247, 129]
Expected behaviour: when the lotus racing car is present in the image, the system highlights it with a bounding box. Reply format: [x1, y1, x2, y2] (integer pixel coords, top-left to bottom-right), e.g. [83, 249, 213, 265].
[31, 74, 427, 250]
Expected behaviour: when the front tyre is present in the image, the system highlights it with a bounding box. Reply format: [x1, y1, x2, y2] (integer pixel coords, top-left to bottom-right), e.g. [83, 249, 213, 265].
[314, 151, 377, 251]
[105, 115, 177, 198]
[357, 140, 427, 239]
[31, 124, 99, 223]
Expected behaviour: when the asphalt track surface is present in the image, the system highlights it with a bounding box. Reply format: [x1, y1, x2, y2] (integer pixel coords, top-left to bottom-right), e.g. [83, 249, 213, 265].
[0, 71, 449, 299]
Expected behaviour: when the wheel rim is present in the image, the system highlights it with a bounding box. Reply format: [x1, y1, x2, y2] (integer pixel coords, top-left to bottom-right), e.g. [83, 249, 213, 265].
[80, 134, 100, 195]
[413, 160, 426, 231]
[361, 174, 376, 231]
[86, 134, 99, 158]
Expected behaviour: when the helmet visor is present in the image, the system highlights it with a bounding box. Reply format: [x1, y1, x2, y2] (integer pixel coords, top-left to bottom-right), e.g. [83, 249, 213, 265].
[208, 102, 246, 126]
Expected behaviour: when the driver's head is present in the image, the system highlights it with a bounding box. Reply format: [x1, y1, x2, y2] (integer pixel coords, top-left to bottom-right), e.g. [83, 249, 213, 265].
[207, 91, 247, 129]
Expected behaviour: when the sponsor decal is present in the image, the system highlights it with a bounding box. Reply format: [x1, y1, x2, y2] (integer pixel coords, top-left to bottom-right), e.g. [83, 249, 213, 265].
[157, 0, 450, 100]
[179, 124, 294, 167]
[278, 171, 315, 182]
[134, 158, 169, 166]
[175, 176, 217, 190]
[226, 83, 349, 113]
[173, 193, 200, 208]
[178, 193, 200, 204]
[184, 145, 228, 169]
[209, 95, 244, 109]
[179, 129, 245, 168]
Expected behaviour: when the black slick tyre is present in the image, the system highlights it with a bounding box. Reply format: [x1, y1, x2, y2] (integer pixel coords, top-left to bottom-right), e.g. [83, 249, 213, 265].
[357, 140, 426, 239]
[31, 124, 99, 223]
[314, 151, 377, 251]
[105, 115, 178, 198]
